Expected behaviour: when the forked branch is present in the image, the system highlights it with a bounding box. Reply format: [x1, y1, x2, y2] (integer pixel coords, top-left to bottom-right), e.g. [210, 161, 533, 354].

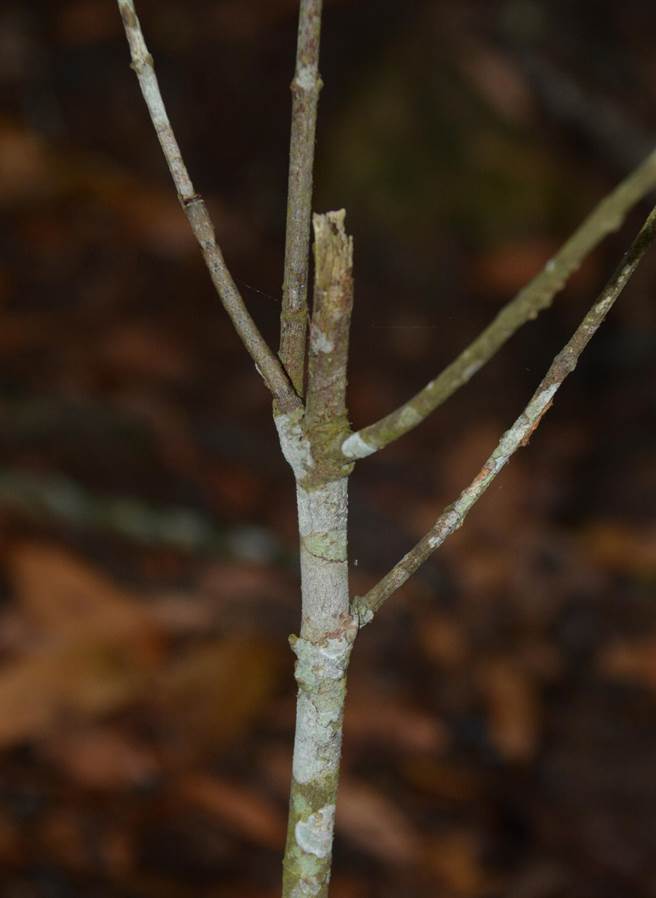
[116, 0, 300, 413]
[342, 148, 656, 460]
[353, 203, 656, 624]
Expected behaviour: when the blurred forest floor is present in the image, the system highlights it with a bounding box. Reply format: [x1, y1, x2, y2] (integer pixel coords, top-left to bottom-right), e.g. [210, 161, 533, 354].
[1, 1, 656, 896]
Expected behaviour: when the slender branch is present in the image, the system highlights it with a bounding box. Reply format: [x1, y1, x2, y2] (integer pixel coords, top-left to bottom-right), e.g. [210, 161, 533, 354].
[279, 0, 324, 395]
[353, 204, 656, 625]
[342, 148, 656, 460]
[116, 0, 300, 413]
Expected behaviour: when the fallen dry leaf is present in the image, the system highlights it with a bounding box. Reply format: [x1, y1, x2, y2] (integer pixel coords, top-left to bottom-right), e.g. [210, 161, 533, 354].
[0, 120, 52, 203]
[401, 759, 484, 805]
[0, 813, 23, 866]
[470, 237, 598, 299]
[155, 637, 285, 758]
[476, 659, 540, 761]
[582, 521, 656, 579]
[41, 725, 160, 790]
[178, 773, 285, 849]
[337, 778, 420, 866]
[39, 812, 89, 873]
[458, 40, 533, 124]
[425, 830, 490, 896]
[345, 688, 447, 754]
[329, 877, 369, 898]
[0, 637, 158, 748]
[417, 612, 469, 669]
[55, 0, 118, 45]
[599, 638, 656, 690]
[8, 543, 159, 644]
[97, 325, 194, 383]
[0, 544, 164, 747]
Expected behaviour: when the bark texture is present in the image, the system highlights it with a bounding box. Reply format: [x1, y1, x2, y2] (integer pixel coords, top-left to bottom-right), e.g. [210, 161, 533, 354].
[278, 213, 356, 898]
[280, 0, 324, 394]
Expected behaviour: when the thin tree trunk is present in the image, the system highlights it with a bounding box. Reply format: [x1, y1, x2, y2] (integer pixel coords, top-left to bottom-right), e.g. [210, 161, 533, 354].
[281, 477, 355, 897]
[277, 212, 356, 898]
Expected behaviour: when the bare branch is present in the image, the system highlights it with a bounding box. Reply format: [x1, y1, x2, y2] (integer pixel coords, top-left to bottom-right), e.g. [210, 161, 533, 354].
[353, 203, 656, 625]
[280, 0, 324, 395]
[116, 0, 300, 413]
[342, 148, 656, 460]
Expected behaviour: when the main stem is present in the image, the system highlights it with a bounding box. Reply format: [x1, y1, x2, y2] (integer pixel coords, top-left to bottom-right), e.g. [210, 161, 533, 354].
[282, 478, 355, 897]
[277, 212, 356, 897]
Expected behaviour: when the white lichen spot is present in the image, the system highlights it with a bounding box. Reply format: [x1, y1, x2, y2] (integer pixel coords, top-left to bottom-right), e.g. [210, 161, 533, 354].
[428, 533, 440, 549]
[295, 805, 336, 859]
[290, 880, 321, 898]
[275, 413, 314, 479]
[445, 508, 463, 532]
[499, 421, 524, 458]
[546, 259, 557, 273]
[311, 327, 334, 354]
[613, 266, 631, 291]
[341, 431, 375, 459]
[293, 629, 355, 682]
[293, 693, 329, 783]
[291, 627, 356, 783]
[498, 382, 559, 459]
[528, 382, 559, 418]
[462, 360, 483, 381]
[295, 64, 316, 91]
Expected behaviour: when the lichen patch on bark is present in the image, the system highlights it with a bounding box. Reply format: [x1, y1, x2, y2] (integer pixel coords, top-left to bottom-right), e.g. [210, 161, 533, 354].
[341, 430, 375, 459]
[295, 805, 336, 858]
[275, 411, 314, 480]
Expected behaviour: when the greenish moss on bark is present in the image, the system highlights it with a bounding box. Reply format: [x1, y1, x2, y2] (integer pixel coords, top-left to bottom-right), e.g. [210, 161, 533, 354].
[282, 625, 355, 898]
[303, 418, 354, 488]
